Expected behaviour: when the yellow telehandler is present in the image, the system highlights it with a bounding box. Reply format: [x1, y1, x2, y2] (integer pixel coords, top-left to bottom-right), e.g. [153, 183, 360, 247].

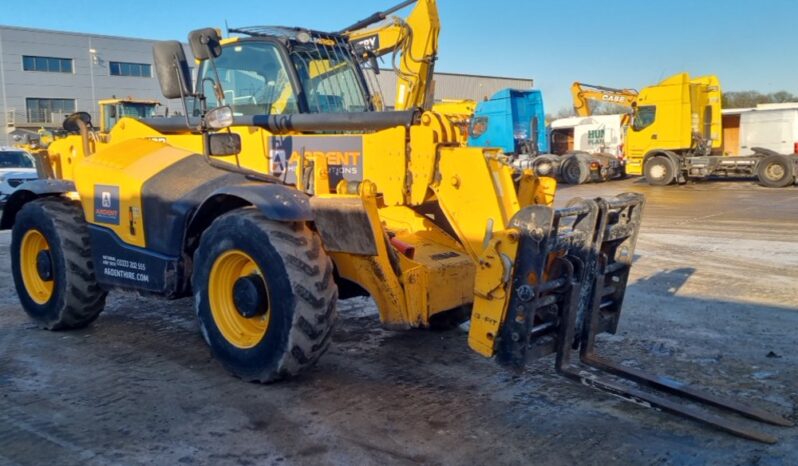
[1, 1, 791, 443]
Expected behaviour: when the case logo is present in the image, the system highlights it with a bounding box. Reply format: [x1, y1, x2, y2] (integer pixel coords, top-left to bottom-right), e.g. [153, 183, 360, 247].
[94, 185, 120, 225]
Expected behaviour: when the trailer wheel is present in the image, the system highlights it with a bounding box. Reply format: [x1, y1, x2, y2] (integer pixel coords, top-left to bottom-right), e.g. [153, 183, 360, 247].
[644, 156, 675, 186]
[560, 153, 591, 184]
[193, 208, 337, 383]
[756, 155, 794, 188]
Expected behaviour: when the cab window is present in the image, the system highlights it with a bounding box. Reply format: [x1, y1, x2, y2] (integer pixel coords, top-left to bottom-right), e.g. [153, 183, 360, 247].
[200, 42, 299, 116]
[290, 44, 369, 113]
[632, 105, 656, 131]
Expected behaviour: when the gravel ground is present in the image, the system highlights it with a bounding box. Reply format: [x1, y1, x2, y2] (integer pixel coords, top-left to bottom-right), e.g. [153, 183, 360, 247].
[0, 178, 796, 465]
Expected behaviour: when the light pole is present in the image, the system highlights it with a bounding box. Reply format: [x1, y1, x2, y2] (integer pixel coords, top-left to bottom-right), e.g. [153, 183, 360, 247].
[88, 41, 97, 121]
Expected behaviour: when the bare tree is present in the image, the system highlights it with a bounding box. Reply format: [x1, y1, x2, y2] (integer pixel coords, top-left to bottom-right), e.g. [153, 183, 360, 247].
[722, 90, 798, 108]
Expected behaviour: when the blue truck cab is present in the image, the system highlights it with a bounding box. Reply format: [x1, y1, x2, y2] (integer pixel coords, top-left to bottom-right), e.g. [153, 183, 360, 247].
[467, 88, 548, 155]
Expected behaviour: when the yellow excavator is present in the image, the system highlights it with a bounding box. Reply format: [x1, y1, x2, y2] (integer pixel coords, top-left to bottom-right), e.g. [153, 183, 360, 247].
[343, 0, 473, 139]
[2, 1, 791, 443]
[343, 0, 439, 111]
[570, 81, 638, 117]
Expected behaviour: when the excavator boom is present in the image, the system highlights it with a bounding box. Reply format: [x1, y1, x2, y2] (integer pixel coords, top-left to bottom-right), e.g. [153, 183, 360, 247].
[571, 81, 638, 116]
[344, 0, 440, 110]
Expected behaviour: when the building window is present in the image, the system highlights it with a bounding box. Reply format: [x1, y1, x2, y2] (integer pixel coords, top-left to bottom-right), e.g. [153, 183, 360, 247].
[109, 61, 151, 77]
[22, 55, 73, 73]
[26, 98, 76, 123]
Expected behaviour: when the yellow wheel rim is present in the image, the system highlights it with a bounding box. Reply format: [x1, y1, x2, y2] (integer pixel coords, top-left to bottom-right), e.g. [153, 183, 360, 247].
[20, 229, 54, 305]
[208, 249, 270, 349]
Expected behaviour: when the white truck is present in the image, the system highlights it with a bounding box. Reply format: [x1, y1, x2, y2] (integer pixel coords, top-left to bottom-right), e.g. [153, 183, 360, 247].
[539, 114, 626, 184]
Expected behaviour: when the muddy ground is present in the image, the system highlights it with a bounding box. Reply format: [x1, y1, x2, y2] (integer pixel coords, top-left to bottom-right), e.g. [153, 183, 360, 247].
[0, 178, 796, 465]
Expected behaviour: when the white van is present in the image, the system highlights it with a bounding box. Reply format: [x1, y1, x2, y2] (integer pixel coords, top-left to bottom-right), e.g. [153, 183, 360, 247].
[549, 114, 625, 157]
[722, 103, 798, 156]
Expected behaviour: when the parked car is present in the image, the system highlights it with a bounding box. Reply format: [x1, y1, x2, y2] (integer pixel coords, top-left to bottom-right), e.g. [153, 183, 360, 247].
[0, 148, 39, 208]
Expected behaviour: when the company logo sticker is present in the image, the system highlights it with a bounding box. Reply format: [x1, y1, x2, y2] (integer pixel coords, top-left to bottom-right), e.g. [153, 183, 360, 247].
[352, 34, 380, 52]
[94, 185, 120, 225]
[269, 136, 364, 187]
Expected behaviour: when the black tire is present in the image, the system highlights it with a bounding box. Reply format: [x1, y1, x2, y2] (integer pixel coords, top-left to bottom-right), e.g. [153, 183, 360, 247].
[756, 154, 794, 188]
[193, 208, 337, 383]
[644, 156, 675, 186]
[11, 197, 107, 329]
[560, 153, 591, 185]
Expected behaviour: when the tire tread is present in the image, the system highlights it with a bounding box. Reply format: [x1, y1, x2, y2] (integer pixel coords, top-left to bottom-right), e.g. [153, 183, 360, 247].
[14, 197, 107, 330]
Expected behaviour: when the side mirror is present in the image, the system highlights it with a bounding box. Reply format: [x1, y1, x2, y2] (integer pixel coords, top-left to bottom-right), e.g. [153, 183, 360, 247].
[208, 133, 241, 157]
[63, 112, 92, 133]
[153, 41, 193, 99]
[189, 28, 222, 60]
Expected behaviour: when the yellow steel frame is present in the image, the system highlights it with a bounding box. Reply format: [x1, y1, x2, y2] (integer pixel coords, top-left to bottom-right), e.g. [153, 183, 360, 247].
[345, 0, 440, 110]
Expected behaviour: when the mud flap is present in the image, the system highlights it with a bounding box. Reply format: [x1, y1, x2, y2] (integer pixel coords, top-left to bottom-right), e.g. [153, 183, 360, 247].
[310, 196, 378, 256]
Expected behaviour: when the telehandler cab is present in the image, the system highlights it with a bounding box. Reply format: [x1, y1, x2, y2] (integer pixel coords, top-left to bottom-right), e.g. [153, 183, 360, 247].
[2, 2, 791, 443]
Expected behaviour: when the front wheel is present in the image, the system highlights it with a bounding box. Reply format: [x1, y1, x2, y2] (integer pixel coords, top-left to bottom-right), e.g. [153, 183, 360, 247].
[11, 197, 107, 329]
[756, 154, 794, 188]
[193, 208, 337, 382]
[644, 156, 676, 186]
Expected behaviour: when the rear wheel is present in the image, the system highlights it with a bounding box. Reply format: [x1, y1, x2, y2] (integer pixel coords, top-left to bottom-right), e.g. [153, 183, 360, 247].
[756, 155, 794, 188]
[193, 208, 337, 382]
[560, 152, 591, 185]
[644, 156, 675, 186]
[11, 197, 107, 329]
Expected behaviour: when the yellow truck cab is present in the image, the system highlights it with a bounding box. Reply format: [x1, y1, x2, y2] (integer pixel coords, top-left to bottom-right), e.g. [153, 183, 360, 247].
[626, 73, 796, 187]
[626, 73, 798, 188]
[624, 73, 721, 176]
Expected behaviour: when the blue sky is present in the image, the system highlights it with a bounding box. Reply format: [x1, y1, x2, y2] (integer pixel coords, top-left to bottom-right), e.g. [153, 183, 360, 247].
[5, 0, 797, 111]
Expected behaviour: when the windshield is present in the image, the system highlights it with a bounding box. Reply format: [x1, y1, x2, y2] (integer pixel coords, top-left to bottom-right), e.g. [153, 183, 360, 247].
[200, 41, 299, 116]
[0, 151, 34, 168]
[119, 103, 158, 118]
[198, 39, 369, 115]
[289, 42, 369, 113]
[104, 102, 158, 131]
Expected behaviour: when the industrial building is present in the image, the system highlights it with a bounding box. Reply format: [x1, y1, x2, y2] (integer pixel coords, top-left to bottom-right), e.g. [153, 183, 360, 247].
[0, 25, 533, 145]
